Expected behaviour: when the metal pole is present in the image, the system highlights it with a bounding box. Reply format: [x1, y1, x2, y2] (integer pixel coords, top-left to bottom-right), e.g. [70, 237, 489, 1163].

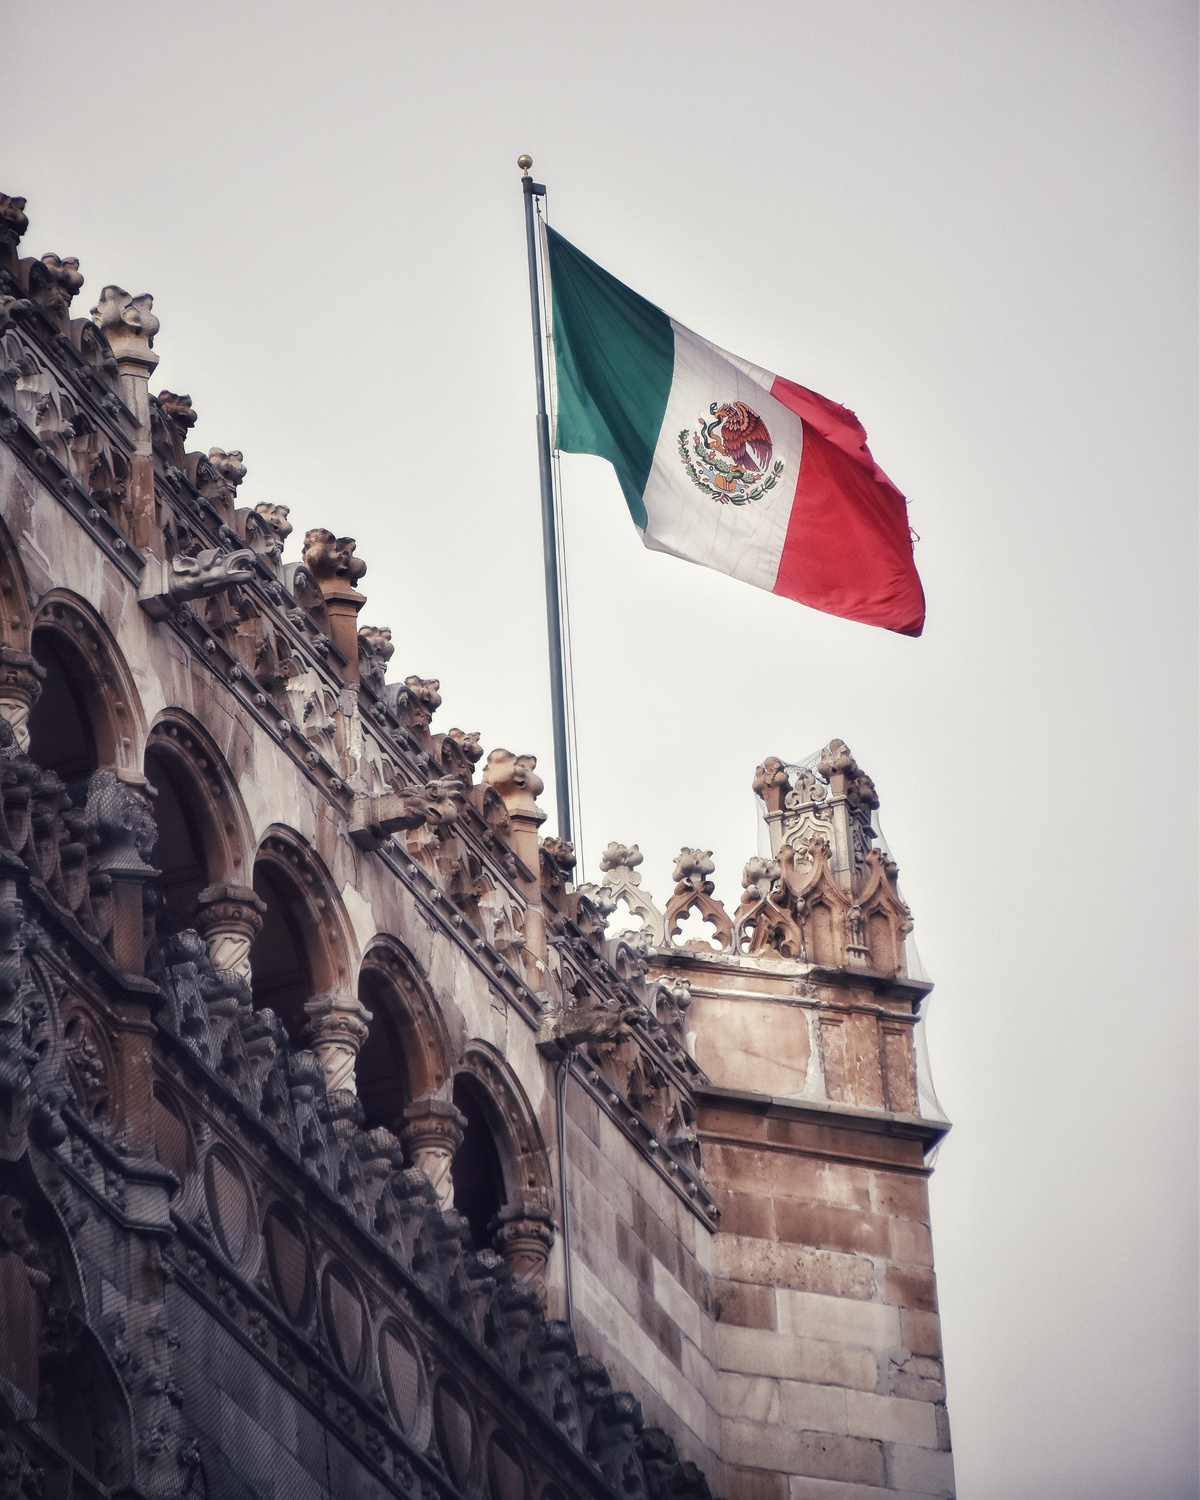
[518, 154, 572, 847]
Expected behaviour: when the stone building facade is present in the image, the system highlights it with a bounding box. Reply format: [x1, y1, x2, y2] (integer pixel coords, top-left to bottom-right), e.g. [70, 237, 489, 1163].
[0, 190, 955, 1500]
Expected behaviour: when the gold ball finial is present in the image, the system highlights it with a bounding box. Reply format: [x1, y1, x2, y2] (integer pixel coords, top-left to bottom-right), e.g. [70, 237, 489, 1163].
[517, 154, 533, 175]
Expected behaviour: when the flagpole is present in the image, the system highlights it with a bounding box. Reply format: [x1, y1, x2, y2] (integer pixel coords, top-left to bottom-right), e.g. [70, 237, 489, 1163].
[518, 154, 573, 847]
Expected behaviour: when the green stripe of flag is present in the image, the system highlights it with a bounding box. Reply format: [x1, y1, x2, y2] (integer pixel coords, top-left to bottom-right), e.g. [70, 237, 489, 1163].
[545, 227, 674, 532]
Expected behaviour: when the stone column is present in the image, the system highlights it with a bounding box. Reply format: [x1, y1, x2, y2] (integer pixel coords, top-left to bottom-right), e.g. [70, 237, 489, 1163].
[0, 648, 44, 752]
[400, 1097, 467, 1214]
[90, 285, 162, 559]
[492, 1200, 555, 1303]
[303, 987, 373, 1096]
[192, 882, 266, 981]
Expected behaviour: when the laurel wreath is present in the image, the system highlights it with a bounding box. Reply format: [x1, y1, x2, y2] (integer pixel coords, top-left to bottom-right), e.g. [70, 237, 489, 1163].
[677, 427, 785, 505]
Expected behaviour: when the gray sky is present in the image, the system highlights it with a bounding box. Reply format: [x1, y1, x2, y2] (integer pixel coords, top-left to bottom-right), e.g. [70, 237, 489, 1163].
[3, 3, 1196, 1494]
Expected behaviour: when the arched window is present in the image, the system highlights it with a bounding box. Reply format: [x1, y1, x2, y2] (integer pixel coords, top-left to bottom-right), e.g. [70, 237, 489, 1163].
[27, 631, 97, 792]
[355, 944, 451, 1134]
[144, 747, 209, 931]
[451, 1074, 507, 1250]
[356, 967, 415, 1131]
[250, 862, 315, 1040]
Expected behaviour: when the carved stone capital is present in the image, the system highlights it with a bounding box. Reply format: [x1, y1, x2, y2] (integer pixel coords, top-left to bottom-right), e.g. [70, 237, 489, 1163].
[302, 988, 373, 1095]
[399, 1097, 466, 1213]
[192, 883, 267, 981]
[0, 648, 45, 753]
[491, 1201, 555, 1299]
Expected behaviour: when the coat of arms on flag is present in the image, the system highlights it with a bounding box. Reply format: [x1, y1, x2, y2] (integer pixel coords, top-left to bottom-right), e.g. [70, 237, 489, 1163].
[678, 401, 786, 506]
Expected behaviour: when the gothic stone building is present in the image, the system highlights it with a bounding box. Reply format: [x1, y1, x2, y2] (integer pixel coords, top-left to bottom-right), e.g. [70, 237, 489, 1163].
[0, 191, 955, 1500]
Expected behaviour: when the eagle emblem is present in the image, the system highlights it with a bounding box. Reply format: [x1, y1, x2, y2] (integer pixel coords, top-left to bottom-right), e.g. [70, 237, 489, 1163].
[678, 401, 785, 505]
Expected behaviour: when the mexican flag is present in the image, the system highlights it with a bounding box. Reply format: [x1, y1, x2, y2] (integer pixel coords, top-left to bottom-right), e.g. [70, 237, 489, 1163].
[544, 227, 925, 637]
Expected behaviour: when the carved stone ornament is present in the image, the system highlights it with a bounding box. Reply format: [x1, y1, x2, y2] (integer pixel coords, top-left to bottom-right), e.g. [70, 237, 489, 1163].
[0, 646, 45, 752]
[391, 675, 442, 737]
[28, 253, 84, 334]
[140, 543, 257, 621]
[574, 842, 666, 947]
[357, 625, 394, 692]
[207, 447, 246, 490]
[752, 756, 792, 815]
[349, 777, 464, 850]
[733, 855, 805, 960]
[254, 501, 292, 544]
[0, 193, 29, 273]
[400, 1097, 467, 1213]
[663, 848, 733, 951]
[90, 285, 159, 368]
[303, 528, 367, 587]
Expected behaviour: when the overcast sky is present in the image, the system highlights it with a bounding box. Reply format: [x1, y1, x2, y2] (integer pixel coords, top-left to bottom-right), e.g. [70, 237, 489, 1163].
[3, 3, 1196, 1495]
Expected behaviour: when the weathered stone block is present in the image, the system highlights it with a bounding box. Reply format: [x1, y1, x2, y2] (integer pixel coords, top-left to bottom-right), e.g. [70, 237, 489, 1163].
[725, 1425, 886, 1485]
[889, 1218, 934, 1267]
[870, 1173, 930, 1221]
[715, 1278, 777, 1330]
[616, 1215, 651, 1283]
[886, 1442, 956, 1495]
[883, 1266, 939, 1313]
[714, 1234, 876, 1301]
[845, 1390, 939, 1448]
[775, 1201, 892, 1258]
[716, 1325, 879, 1391]
[891, 1356, 946, 1403]
[778, 1378, 850, 1434]
[638, 1280, 684, 1368]
[728, 1466, 788, 1500]
[900, 1308, 943, 1358]
[716, 1373, 781, 1423]
[654, 1258, 703, 1347]
[715, 1186, 775, 1240]
[776, 1289, 902, 1350]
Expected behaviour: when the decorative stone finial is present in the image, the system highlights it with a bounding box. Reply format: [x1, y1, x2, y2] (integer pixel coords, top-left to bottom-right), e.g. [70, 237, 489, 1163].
[357, 626, 394, 692]
[752, 756, 791, 815]
[254, 502, 292, 544]
[207, 448, 246, 491]
[29, 253, 83, 333]
[0, 194, 29, 272]
[91, 286, 160, 369]
[599, 843, 643, 883]
[303, 528, 367, 586]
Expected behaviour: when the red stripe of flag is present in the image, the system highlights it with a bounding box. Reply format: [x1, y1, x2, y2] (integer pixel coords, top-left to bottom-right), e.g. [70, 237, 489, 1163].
[769, 375, 925, 637]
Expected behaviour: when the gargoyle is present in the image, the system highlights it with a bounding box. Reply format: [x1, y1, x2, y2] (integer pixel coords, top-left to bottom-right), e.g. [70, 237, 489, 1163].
[168, 545, 256, 601]
[139, 545, 257, 620]
[550, 998, 638, 1053]
[348, 776, 464, 849]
